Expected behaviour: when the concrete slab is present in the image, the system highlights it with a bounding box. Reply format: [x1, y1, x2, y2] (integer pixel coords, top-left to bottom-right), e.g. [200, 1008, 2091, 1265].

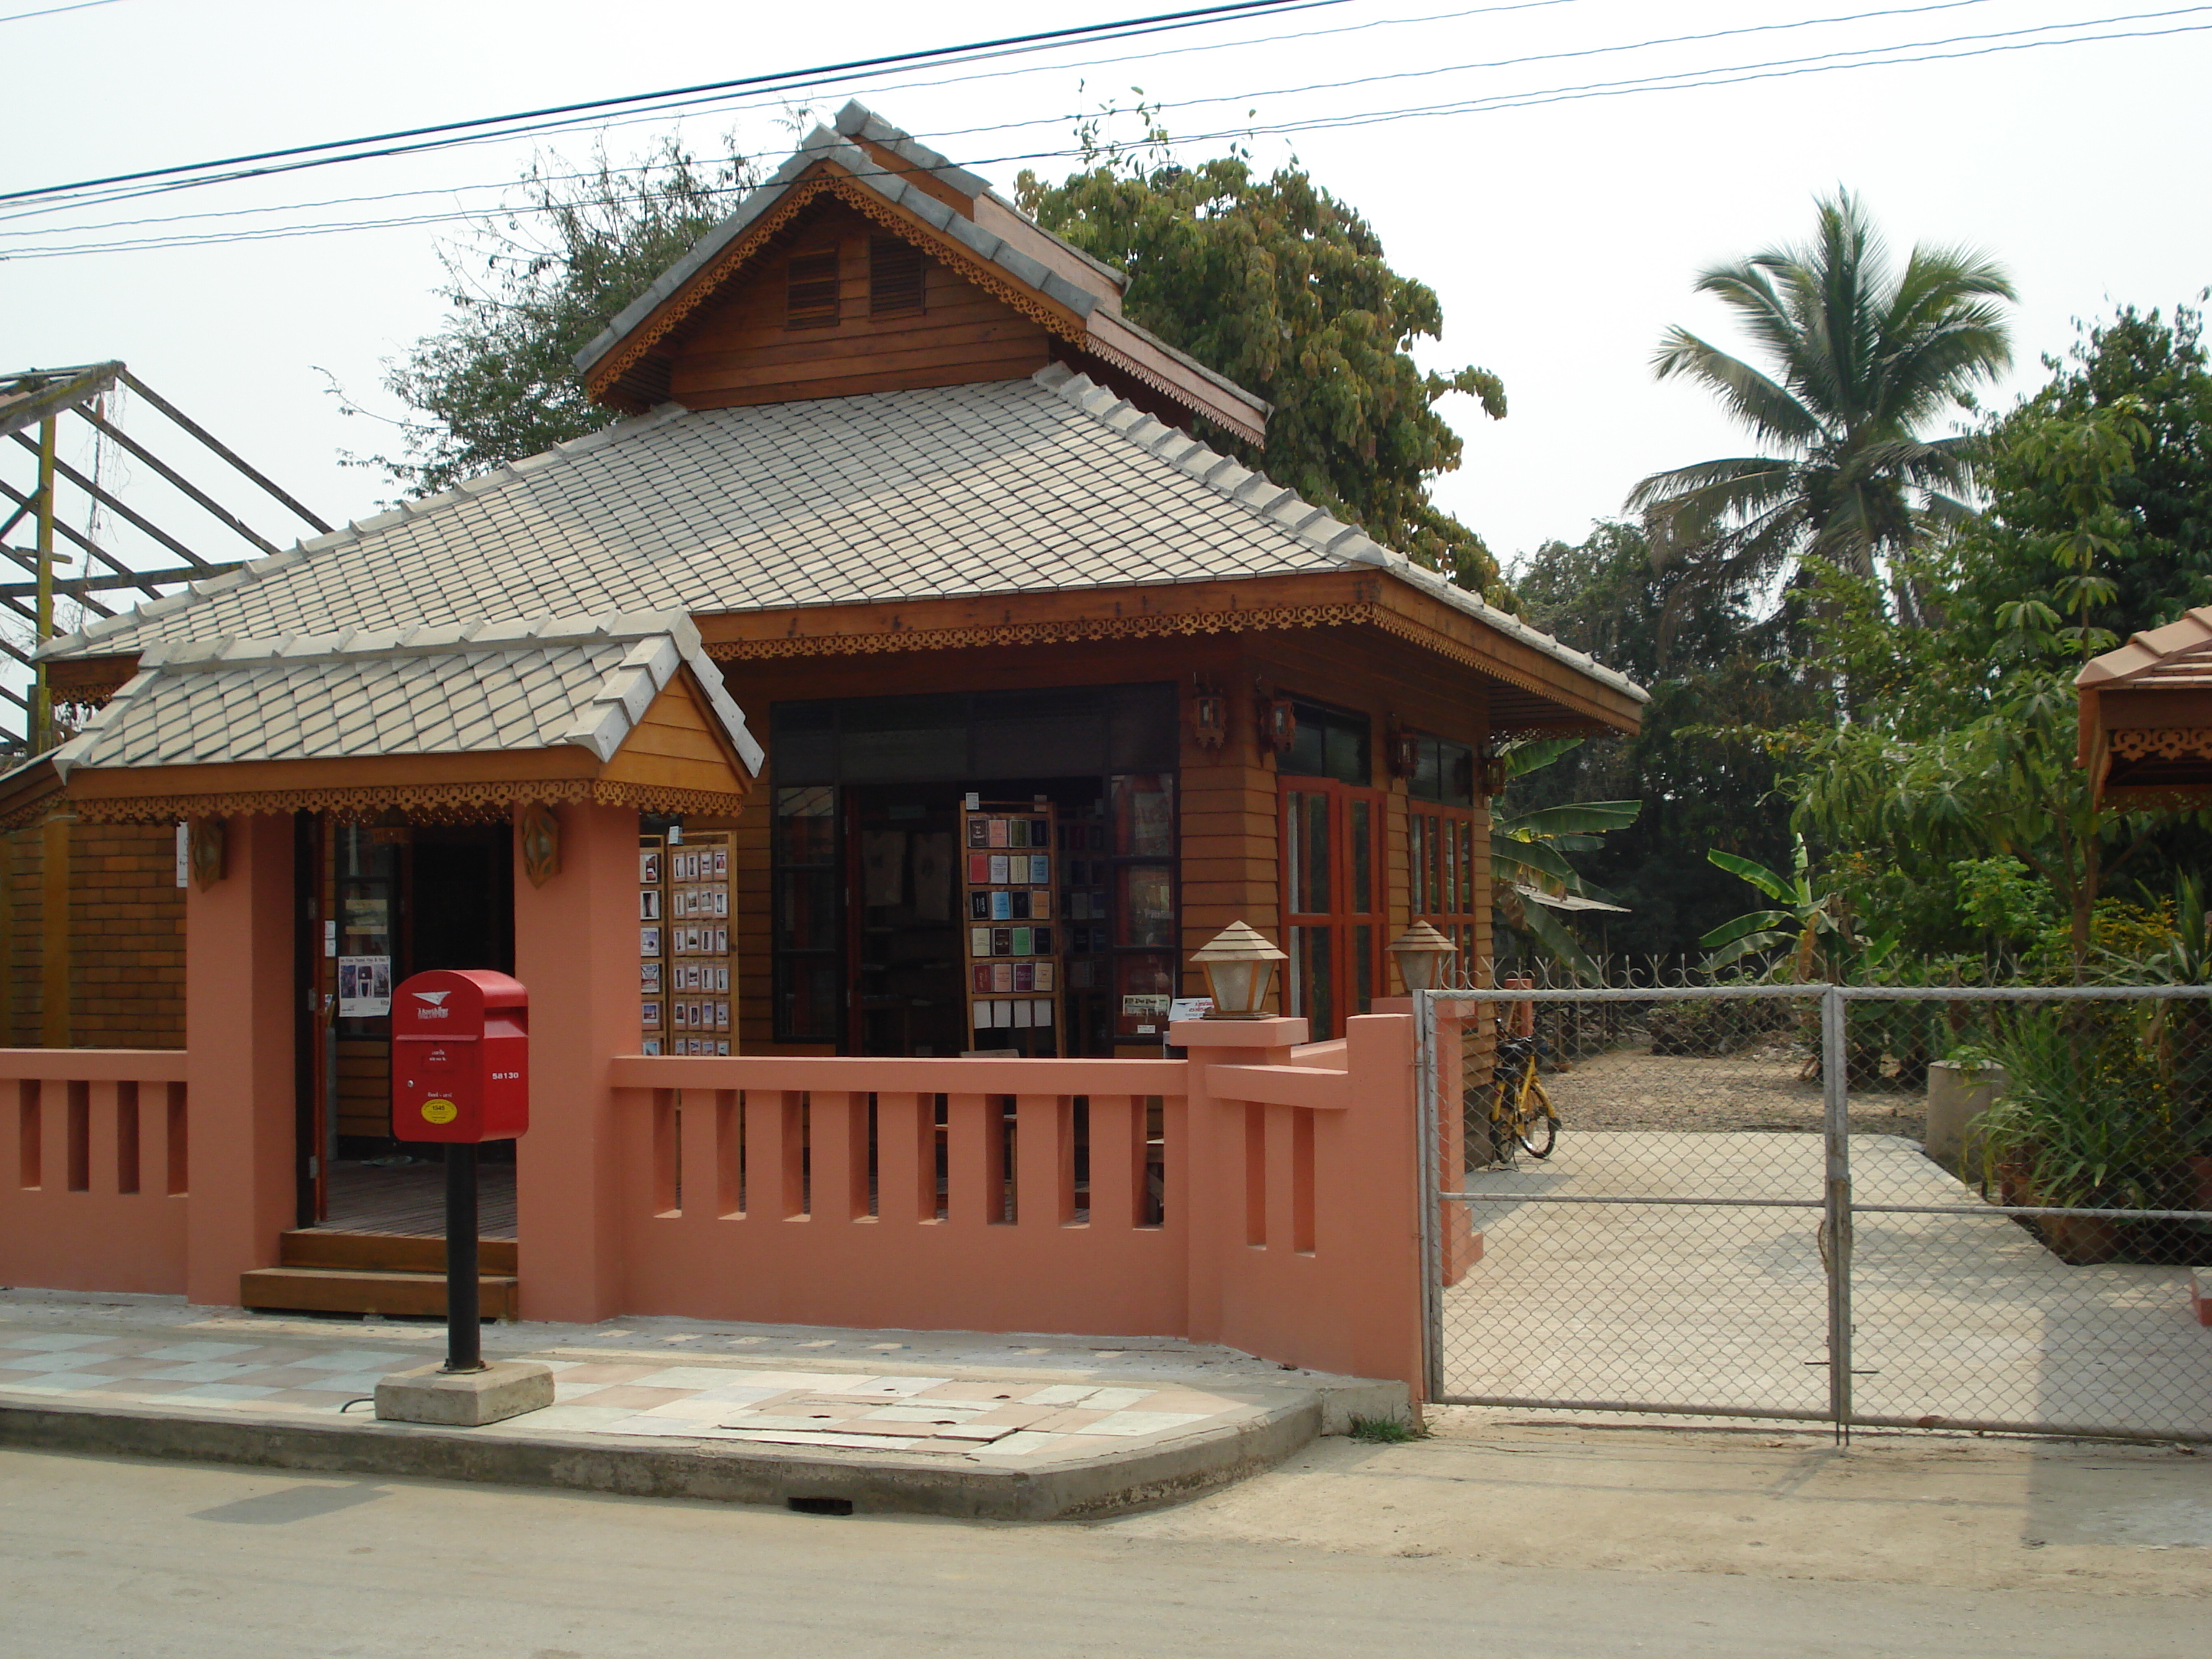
[1444, 1130, 2212, 1437]
[0, 1290, 1404, 1519]
[374, 1360, 553, 1426]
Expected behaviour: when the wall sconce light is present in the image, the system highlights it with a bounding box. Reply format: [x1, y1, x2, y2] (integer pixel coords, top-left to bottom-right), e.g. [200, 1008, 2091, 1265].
[1191, 678, 1228, 751]
[187, 817, 227, 891]
[1388, 719, 1421, 781]
[1477, 751, 1509, 798]
[1190, 920, 1288, 1019]
[1387, 920, 1460, 993]
[518, 801, 562, 888]
[1259, 693, 1296, 757]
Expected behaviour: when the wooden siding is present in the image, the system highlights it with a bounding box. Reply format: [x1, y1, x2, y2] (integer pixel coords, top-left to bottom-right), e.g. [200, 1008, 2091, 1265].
[1, 818, 184, 1049]
[667, 203, 1051, 410]
[601, 672, 756, 798]
[715, 620, 1509, 1046]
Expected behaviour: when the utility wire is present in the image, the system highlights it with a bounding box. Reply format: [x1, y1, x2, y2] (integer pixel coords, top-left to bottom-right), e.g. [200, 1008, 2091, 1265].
[0, 0, 2000, 238]
[0, 0, 1597, 225]
[0, 0, 2105, 239]
[7, 15, 2203, 261]
[0, 0, 123, 22]
[0, 0, 1346, 207]
[1, 5, 2197, 254]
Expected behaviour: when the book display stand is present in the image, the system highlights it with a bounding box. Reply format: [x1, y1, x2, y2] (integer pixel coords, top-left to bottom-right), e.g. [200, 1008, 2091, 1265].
[961, 796, 1060, 1056]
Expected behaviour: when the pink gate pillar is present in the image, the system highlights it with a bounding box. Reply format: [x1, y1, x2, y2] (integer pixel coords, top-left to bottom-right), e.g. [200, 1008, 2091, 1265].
[512, 802, 642, 1323]
[183, 813, 296, 1305]
[1180, 1012, 1428, 1394]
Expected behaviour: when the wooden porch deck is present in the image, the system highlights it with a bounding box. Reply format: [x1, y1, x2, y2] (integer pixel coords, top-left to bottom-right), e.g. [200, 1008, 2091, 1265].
[320, 1160, 517, 1241]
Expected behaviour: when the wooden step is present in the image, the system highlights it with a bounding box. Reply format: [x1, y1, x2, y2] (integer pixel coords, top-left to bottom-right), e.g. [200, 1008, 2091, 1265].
[240, 1266, 518, 1319]
[278, 1230, 518, 1276]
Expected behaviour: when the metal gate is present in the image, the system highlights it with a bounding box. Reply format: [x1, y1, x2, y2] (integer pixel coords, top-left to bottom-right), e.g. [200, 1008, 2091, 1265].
[1417, 984, 2212, 1441]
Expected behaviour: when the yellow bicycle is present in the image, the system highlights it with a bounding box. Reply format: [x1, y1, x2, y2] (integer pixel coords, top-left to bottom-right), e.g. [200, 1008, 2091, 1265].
[1485, 1035, 1557, 1163]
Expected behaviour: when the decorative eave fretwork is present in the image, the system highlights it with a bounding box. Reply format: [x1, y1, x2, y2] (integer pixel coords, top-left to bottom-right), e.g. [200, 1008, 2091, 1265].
[587, 165, 1091, 414]
[2109, 726, 2212, 763]
[697, 570, 1642, 736]
[49, 775, 747, 829]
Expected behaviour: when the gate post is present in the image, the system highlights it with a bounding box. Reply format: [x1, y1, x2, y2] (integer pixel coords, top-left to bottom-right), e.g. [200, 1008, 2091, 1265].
[1821, 984, 1854, 1436]
[511, 802, 638, 1323]
[182, 813, 295, 1305]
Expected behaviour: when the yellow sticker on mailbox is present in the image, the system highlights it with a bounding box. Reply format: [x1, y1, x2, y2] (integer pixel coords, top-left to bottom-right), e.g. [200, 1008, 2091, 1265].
[420, 1098, 459, 1125]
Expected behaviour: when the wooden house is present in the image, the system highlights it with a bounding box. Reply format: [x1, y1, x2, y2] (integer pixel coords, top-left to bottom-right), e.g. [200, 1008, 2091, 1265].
[13, 101, 1644, 1165]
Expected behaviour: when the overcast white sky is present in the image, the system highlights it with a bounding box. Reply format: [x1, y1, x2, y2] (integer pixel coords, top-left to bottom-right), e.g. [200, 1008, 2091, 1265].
[4, 0, 2207, 677]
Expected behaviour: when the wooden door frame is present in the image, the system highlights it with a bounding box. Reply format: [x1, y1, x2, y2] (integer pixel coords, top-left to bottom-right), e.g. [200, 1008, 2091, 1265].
[1277, 776, 1383, 1039]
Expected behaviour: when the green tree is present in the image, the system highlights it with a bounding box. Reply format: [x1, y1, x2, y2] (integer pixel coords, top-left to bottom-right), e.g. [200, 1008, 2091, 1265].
[1627, 191, 2015, 625]
[1017, 148, 1511, 602]
[1951, 302, 2212, 662]
[362, 140, 755, 495]
[1509, 521, 1819, 962]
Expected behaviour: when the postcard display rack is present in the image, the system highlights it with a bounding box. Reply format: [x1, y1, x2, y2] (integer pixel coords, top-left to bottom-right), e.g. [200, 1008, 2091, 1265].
[963, 798, 1061, 1055]
[638, 830, 735, 1056]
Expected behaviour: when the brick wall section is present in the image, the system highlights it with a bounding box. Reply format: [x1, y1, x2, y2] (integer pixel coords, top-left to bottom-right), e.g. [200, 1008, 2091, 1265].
[71, 821, 186, 1046]
[2, 824, 40, 1043]
[1, 819, 185, 1048]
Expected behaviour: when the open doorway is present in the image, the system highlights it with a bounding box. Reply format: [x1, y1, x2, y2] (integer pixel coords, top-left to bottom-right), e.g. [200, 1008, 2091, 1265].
[300, 819, 515, 1238]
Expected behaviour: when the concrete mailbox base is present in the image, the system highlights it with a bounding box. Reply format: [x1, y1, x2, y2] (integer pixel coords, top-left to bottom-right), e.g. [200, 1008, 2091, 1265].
[375, 1361, 554, 1426]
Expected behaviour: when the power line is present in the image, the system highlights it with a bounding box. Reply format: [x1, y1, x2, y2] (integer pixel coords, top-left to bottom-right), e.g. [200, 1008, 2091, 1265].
[0, 0, 2109, 241]
[7, 15, 2203, 261]
[0, 0, 1593, 228]
[0, 0, 1997, 240]
[0, 0, 1346, 208]
[0, 0, 123, 22]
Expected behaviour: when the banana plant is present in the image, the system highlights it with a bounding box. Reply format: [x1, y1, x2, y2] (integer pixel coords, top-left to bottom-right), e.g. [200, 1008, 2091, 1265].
[1491, 737, 1642, 971]
[1699, 832, 1895, 979]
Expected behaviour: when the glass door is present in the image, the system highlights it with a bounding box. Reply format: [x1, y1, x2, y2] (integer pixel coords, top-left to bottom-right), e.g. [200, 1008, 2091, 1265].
[1280, 781, 1380, 1038]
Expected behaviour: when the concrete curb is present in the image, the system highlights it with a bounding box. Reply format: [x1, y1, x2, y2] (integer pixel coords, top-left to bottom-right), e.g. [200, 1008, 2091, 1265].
[0, 1393, 1323, 1521]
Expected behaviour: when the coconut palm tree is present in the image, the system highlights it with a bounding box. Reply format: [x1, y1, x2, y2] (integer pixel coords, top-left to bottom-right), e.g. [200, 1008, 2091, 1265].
[1626, 191, 2015, 624]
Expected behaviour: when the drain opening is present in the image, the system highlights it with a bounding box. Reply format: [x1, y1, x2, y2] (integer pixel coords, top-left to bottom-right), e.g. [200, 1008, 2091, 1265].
[788, 1496, 853, 1516]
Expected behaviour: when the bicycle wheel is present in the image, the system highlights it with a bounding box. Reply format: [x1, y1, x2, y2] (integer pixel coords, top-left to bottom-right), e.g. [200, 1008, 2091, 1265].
[1483, 1079, 1519, 1168]
[1514, 1078, 1557, 1159]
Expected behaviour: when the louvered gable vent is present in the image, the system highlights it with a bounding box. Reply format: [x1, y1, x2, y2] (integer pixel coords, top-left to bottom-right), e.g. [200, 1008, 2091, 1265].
[785, 249, 840, 328]
[869, 236, 927, 316]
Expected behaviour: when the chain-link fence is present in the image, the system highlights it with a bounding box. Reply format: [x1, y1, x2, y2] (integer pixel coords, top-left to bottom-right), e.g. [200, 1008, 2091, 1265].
[1416, 984, 2212, 1441]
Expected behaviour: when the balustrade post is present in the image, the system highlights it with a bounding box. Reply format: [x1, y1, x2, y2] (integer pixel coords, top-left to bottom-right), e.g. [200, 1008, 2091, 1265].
[512, 803, 639, 1322]
[1172, 1015, 1306, 1349]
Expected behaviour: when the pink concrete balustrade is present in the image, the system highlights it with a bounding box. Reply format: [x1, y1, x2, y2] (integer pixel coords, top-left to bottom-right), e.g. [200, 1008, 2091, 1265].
[0, 806, 1436, 1395]
[596, 1014, 1426, 1390]
[0, 1050, 189, 1295]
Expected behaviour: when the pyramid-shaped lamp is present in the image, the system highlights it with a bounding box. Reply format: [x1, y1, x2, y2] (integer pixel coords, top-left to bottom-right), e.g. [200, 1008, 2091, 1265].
[1190, 921, 1289, 1020]
[1387, 920, 1460, 993]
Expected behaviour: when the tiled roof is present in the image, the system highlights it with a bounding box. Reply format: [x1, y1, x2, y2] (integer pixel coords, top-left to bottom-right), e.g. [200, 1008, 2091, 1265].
[48, 611, 763, 779]
[2077, 603, 2212, 689]
[37, 368, 1645, 706]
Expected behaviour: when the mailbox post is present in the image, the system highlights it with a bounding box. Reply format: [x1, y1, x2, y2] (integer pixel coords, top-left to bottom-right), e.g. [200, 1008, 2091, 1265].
[390, 968, 529, 1375]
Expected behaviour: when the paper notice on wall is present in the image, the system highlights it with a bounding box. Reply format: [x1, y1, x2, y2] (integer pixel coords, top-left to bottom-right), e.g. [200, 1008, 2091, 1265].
[338, 956, 392, 1019]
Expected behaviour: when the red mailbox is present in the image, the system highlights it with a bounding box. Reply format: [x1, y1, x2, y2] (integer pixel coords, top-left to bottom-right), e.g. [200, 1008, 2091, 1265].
[391, 969, 529, 1143]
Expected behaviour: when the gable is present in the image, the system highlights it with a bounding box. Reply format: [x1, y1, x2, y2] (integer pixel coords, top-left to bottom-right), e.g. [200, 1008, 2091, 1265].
[602, 670, 757, 799]
[665, 200, 1051, 412]
[574, 108, 1269, 441]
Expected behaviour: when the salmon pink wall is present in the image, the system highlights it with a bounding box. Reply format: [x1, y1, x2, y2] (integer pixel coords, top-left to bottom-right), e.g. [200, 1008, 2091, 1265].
[0, 1051, 190, 1294]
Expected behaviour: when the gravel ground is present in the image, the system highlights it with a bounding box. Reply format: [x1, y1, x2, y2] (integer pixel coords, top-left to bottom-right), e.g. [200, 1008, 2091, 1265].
[1534, 1043, 1930, 1140]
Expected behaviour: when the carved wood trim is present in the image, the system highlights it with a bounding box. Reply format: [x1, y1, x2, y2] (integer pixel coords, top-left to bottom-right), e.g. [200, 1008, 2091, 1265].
[705, 601, 1379, 661]
[52, 776, 749, 828]
[2110, 726, 2212, 763]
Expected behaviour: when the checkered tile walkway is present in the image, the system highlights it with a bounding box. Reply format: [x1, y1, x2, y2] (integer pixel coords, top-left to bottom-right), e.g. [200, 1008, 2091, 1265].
[0, 1328, 1265, 1462]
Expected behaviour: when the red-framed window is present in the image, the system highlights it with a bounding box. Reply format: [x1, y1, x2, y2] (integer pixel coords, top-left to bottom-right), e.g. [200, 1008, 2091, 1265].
[1280, 778, 1382, 1038]
[1407, 730, 1481, 979]
[1409, 805, 1480, 971]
